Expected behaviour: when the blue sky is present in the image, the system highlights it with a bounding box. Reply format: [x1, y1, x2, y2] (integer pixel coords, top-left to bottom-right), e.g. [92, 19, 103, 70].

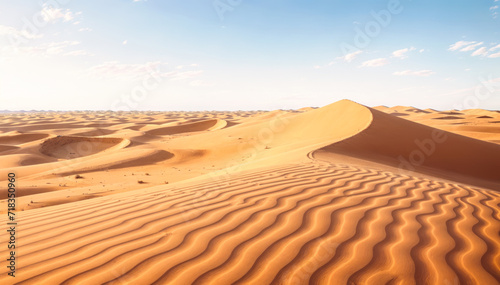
[0, 0, 499, 111]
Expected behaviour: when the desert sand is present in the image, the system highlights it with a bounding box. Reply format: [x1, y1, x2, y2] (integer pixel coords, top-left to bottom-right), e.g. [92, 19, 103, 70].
[0, 99, 499, 284]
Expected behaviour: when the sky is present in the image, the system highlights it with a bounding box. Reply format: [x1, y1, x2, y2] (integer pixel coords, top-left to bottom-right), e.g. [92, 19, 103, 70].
[0, 0, 499, 111]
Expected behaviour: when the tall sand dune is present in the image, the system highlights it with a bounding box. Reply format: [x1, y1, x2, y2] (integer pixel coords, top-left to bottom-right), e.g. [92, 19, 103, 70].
[314, 106, 500, 190]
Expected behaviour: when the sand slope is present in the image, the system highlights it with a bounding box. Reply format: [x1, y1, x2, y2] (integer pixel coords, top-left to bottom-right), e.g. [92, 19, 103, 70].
[40, 136, 129, 159]
[145, 119, 227, 136]
[0, 101, 499, 284]
[315, 107, 500, 189]
[0, 163, 498, 284]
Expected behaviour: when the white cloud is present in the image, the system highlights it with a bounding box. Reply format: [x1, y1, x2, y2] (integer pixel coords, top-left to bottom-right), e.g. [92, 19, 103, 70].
[392, 47, 416, 59]
[460, 42, 483, 52]
[449, 40, 500, 57]
[41, 4, 77, 23]
[488, 52, 500, 58]
[393, 70, 435, 76]
[361, 58, 389, 67]
[0, 24, 43, 40]
[18, 41, 81, 57]
[489, 43, 500, 51]
[492, 1, 499, 18]
[78, 28, 92, 32]
[122, 40, 128, 45]
[471, 47, 488, 56]
[448, 41, 476, 51]
[337, 50, 363, 62]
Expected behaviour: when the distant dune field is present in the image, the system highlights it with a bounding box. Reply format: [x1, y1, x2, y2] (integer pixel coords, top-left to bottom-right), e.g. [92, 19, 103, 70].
[1, 100, 499, 284]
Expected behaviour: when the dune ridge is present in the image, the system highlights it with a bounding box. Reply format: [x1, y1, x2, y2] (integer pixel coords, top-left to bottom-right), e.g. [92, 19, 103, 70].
[314, 106, 500, 190]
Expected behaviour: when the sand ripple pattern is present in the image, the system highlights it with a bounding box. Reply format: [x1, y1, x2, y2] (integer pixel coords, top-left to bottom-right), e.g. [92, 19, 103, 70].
[0, 163, 499, 285]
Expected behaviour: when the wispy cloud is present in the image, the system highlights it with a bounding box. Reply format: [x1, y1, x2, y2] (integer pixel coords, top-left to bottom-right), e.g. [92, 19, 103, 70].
[471, 47, 488, 56]
[0, 24, 43, 40]
[392, 47, 416, 59]
[459, 42, 483, 52]
[20, 41, 81, 57]
[361, 58, 389, 67]
[337, 50, 363, 63]
[448, 40, 500, 58]
[41, 4, 79, 23]
[489, 44, 500, 51]
[393, 70, 435, 76]
[448, 41, 477, 51]
[491, 1, 499, 18]
[488, 51, 500, 58]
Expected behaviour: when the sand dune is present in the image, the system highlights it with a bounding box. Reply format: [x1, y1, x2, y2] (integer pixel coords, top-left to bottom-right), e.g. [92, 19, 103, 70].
[40, 136, 130, 159]
[73, 128, 118, 137]
[0, 163, 498, 284]
[145, 119, 227, 136]
[0, 144, 19, 153]
[0, 100, 499, 284]
[433, 116, 464, 120]
[0, 132, 48, 145]
[315, 107, 500, 189]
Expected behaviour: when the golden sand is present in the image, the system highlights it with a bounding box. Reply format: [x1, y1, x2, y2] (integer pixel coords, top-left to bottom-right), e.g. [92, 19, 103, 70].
[1, 100, 499, 284]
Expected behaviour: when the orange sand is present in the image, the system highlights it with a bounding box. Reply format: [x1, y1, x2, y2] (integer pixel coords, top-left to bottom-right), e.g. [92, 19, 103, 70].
[0, 100, 499, 284]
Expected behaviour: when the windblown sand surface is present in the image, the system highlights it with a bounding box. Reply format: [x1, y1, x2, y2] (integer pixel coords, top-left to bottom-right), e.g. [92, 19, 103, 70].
[1, 100, 499, 284]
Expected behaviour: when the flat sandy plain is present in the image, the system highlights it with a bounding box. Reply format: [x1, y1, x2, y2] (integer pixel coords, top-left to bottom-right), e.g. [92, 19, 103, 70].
[0, 99, 499, 284]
